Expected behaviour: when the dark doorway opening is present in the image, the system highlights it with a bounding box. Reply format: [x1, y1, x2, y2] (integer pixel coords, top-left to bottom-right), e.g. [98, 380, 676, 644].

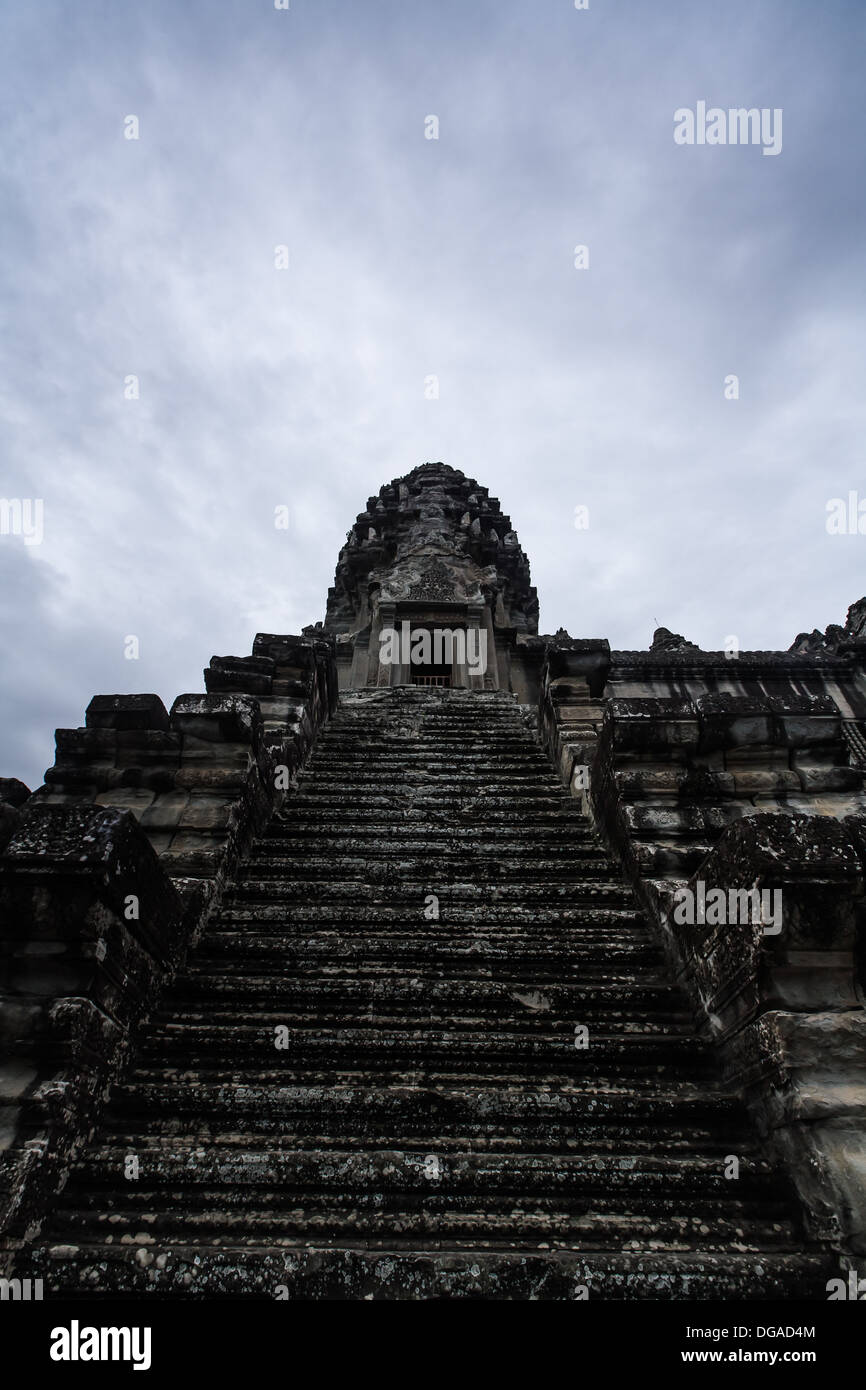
[407, 623, 458, 687]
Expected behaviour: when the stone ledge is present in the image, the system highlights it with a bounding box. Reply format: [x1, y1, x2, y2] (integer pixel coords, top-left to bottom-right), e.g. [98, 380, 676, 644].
[85, 694, 170, 732]
[170, 694, 263, 745]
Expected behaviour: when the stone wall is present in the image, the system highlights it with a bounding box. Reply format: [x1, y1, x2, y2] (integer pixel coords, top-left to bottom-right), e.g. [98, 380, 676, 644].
[0, 633, 337, 1254]
[34, 633, 337, 894]
[539, 639, 866, 1266]
[641, 813, 866, 1264]
[0, 805, 185, 1241]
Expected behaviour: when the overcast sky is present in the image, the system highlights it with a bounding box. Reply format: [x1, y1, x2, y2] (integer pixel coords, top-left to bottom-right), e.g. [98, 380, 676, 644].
[1, 0, 864, 789]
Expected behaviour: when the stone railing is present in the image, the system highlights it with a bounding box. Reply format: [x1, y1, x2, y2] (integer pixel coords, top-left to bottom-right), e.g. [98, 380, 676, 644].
[0, 805, 185, 1240]
[36, 632, 337, 908]
[0, 633, 337, 1252]
[537, 639, 610, 793]
[539, 673, 866, 1266]
[588, 692, 863, 882]
[654, 813, 866, 1259]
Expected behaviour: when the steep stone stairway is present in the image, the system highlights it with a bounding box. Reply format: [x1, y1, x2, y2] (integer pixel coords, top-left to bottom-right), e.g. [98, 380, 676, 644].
[30, 688, 829, 1298]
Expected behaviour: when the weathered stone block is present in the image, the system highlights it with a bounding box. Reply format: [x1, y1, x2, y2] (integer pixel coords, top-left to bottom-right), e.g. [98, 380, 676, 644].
[85, 695, 170, 732]
[767, 694, 841, 748]
[633, 841, 711, 874]
[174, 767, 248, 792]
[696, 694, 773, 752]
[284, 677, 315, 699]
[729, 769, 801, 797]
[210, 654, 275, 676]
[159, 842, 223, 876]
[253, 634, 318, 668]
[605, 699, 699, 754]
[54, 727, 117, 760]
[118, 766, 178, 794]
[796, 766, 862, 794]
[0, 805, 183, 963]
[701, 803, 745, 832]
[170, 694, 262, 745]
[543, 639, 610, 693]
[42, 765, 114, 792]
[624, 803, 705, 834]
[114, 729, 182, 763]
[205, 655, 275, 697]
[93, 789, 156, 819]
[176, 797, 233, 831]
[0, 780, 31, 809]
[139, 791, 190, 833]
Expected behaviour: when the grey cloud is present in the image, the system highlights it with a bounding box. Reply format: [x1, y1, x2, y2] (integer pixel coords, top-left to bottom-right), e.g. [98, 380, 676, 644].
[0, 0, 864, 785]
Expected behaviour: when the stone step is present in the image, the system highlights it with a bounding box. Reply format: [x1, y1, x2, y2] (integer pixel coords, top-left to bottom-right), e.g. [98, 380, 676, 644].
[122, 1065, 727, 1090]
[169, 977, 691, 1016]
[147, 1016, 696, 1044]
[94, 1109, 747, 1151]
[211, 900, 644, 922]
[97, 1123, 744, 1154]
[325, 714, 530, 726]
[195, 954, 660, 982]
[236, 858, 620, 881]
[64, 1145, 775, 1194]
[197, 932, 660, 963]
[203, 933, 654, 958]
[15, 683, 825, 1302]
[98, 1107, 742, 1153]
[132, 1030, 712, 1074]
[297, 773, 564, 792]
[305, 754, 556, 771]
[189, 967, 665, 995]
[308, 732, 541, 745]
[142, 1008, 696, 1038]
[274, 809, 589, 828]
[268, 828, 595, 848]
[321, 708, 528, 716]
[101, 1082, 741, 1134]
[284, 795, 575, 811]
[304, 745, 553, 760]
[30, 1243, 831, 1300]
[264, 816, 594, 836]
[252, 839, 606, 861]
[93, 1124, 748, 1157]
[312, 743, 543, 755]
[44, 1204, 799, 1251]
[222, 882, 636, 906]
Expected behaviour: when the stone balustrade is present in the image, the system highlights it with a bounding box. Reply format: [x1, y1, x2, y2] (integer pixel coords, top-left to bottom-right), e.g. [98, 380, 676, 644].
[540, 662, 866, 1266]
[0, 633, 337, 1251]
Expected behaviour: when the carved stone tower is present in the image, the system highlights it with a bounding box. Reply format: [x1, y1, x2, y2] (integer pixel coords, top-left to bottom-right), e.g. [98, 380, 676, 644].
[323, 461, 541, 696]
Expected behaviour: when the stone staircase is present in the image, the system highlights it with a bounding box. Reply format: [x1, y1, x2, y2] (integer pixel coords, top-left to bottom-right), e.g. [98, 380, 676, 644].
[26, 688, 830, 1298]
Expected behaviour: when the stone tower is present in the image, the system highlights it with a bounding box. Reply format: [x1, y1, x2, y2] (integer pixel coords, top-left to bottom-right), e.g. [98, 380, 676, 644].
[323, 461, 541, 696]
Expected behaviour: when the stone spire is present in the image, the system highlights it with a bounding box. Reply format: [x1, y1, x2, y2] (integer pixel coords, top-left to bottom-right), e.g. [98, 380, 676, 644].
[323, 462, 539, 692]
